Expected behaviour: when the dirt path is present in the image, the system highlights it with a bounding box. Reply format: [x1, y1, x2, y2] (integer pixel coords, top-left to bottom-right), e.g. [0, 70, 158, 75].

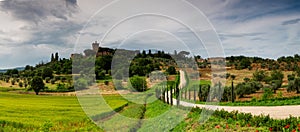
[172, 70, 300, 119]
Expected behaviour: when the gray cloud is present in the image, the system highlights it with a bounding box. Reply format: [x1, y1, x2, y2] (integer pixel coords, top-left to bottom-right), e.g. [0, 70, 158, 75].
[0, 0, 78, 23]
[0, 0, 300, 68]
[22, 21, 82, 47]
[219, 32, 264, 38]
[282, 18, 300, 25]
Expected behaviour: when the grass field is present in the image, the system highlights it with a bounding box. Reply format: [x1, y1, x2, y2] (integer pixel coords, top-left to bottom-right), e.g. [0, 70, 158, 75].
[2, 86, 300, 131]
[0, 89, 128, 132]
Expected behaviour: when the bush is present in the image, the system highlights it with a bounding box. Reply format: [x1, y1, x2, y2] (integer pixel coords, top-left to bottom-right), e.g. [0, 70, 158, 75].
[222, 86, 235, 102]
[18, 82, 23, 87]
[270, 80, 282, 93]
[42, 67, 53, 79]
[166, 66, 177, 75]
[235, 81, 263, 98]
[97, 71, 106, 80]
[287, 77, 300, 93]
[56, 83, 67, 91]
[54, 76, 60, 81]
[262, 88, 273, 100]
[60, 77, 67, 83]
[129, 76, 147, 92]
[104, 80, 109, 85]
[277, 91, 283, 98]
[251, 97, 257, 102]
[270, 70, 284, 81]
[45, 77, 51, 83]
[50, 79, 56, 84]
[11, 79, 16, 85]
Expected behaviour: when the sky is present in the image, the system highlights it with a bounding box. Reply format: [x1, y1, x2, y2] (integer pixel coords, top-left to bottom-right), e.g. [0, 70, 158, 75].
[0, 0, 299, 69]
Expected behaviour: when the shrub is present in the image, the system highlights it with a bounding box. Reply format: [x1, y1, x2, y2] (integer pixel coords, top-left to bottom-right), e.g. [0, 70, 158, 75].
[60, 77, 67, 83]
[50, 79, 56, 84]
[45, 77, 51, 83]
[288, 74, 296, 81]
[277, 91, 283, 98]
[54, 76, 60, 81]
[56, 83, 67, 91]
[222, 86, 235, 102]
[262, 88, 273, 100]
[166, 66, 177, 75]
[270, 70, 284, 81]
[270, 80, 282, 93]
[11, 79, 16, 85]
[18, 82, 23, 87]
[97, 71, 106, 80]
[128, 76, 147, 92]
[251, 97, 257, 102]
[243, 77, 250, 82]
[287, 77, 300, 93]
[236, 83, 251, 98]
[42, 67, 53, 79]
[104, 80, 109, 85]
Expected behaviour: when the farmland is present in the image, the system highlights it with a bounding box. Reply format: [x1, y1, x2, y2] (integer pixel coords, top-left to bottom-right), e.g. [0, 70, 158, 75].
[0, 89, 127, 132]
[2, 88, 300, 131]
[1, 49, 300, 131]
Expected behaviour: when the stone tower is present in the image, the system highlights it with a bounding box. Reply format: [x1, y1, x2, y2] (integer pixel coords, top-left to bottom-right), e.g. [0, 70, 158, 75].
[92, 41, 99, 52]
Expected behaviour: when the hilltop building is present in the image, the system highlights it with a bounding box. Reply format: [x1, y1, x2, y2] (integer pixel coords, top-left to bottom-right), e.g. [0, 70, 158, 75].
[71, 41, 144, 59]
[91, 41, 114, 56]
[92, 41, 99, 52]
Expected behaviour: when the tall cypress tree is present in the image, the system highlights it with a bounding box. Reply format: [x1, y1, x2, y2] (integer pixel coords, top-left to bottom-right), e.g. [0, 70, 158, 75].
[55, 52, 59, 61]
[51, 53, 54, 62]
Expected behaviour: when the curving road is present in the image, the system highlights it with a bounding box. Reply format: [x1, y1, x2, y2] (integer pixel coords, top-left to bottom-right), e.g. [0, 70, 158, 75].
[170, 70, 300, 119]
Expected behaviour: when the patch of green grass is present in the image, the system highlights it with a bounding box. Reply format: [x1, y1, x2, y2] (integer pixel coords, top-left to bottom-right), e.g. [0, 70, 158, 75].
[172, 108, 289, 131]
[139, 100, 188, 131]
[144, 100, 170, 118]
[0, 87, 24, 92]
[188, 96, 300, 106]
[200, 80, 211, 85]
[96, 76, 113, 83]
[0, 92, 128, 131]
[218, 96, 300, 106]
[100, 102, 145, 131]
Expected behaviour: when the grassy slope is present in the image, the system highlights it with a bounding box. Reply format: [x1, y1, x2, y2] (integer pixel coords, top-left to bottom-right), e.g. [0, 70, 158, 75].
[0, 91, 128, 132]
[1, 90, 299, 131]
[100, 103, 145, 131]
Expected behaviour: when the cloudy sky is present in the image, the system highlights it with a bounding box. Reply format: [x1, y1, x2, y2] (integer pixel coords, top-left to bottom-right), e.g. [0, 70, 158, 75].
[0, 0, 299, 69]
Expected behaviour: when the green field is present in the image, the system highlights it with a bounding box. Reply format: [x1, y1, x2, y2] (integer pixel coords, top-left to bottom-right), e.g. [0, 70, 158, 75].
[2, 87, 300, 131]
[0, 90, 127, 132]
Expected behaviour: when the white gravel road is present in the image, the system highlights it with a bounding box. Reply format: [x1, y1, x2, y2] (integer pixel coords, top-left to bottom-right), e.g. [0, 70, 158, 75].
[168, 70, 300, 119]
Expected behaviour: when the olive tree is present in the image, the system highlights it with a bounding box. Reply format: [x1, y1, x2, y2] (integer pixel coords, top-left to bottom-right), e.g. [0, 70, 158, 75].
[30, 76, 45, 95]
[288, 77, 300, 93]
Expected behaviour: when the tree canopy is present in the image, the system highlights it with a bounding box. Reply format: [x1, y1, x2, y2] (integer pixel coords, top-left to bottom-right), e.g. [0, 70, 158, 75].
[30, 76, 45, 95]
